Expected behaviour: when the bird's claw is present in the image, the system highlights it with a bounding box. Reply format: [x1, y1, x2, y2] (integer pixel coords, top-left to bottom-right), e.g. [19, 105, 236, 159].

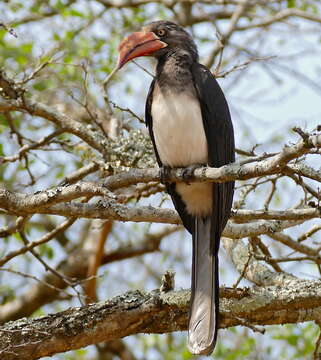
[159, 166, 171, 184]
[182, 164, 202, 185]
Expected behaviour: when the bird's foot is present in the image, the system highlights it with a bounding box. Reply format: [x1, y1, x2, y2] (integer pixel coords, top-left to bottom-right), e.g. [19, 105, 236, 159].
[182, 164, 202, 185]
[159, 165, 171, 184]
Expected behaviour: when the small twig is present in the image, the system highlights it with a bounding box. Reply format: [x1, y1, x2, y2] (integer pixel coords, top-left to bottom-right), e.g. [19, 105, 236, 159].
[110, 100, 144, 123]
[314, 321, 321, 360]
[213, 31, 224, 76]
[205, 0, 251, 68]
[268, 231, 318, 258]
[19, 230, 86, 304]
[250, 236, 282, 272]
[1, 129, 65, 163]
[233, 248, 252, 288]
[60, 162, 100, 186]
[286, 170, 320, 200]
[217, 56, 275, 78]
[19, 47, 63, 85]
[298, 224, 321, 243]
[254, 254, 317, 264]
[0, 23, 17, 38]
[0, 268, 75, 298]
[18, 231, 76, 284]
[0, 216, 30, 238]
[102, 66, 119, 89]
[4, 112, 35, 184]
[132, 60, 155, 78]
[235, 317, 266, 334]
[293, 126, 310, 144]
[0, 218, 76, 267]
[263, 178, 277, 210]
[233, 178, 260, 209]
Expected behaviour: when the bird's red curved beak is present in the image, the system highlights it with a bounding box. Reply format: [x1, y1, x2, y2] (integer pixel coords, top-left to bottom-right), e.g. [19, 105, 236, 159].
[117, 31, 167, 69]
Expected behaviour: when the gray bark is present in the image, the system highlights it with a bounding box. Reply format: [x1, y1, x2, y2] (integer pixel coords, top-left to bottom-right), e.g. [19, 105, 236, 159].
[1, 282, 321, 360]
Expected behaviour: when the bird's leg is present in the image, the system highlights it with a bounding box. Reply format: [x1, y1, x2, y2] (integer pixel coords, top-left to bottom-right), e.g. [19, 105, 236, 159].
[182, 164, 202, 185]
[159, 165, 171, 184]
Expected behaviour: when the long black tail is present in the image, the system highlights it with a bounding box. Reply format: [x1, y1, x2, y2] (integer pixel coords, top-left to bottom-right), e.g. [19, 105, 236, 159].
[187, 216, 219, 355]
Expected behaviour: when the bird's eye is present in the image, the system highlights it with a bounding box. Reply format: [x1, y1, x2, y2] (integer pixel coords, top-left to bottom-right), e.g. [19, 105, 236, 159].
[157, 29, 166, 37]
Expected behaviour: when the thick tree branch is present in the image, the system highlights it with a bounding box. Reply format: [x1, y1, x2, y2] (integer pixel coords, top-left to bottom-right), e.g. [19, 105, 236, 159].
[3, 127, 316, 220]
[0, 183, 116, 212]
[102, 135, 321, 190]
[232, 208, 321, 222]
[1, 183, 319, 225]
[0, 189, 305, 237]
[2, 280, 321, 359]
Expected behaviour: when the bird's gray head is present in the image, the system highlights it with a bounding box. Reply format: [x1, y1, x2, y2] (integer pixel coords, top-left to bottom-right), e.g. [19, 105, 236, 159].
[143, 21, 198, 61]
[117, 20, 198, 68]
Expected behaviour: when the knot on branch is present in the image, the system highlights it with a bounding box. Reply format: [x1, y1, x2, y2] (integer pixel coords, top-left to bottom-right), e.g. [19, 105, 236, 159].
[293, 126, 321, 149]
[160, 270, 175, 293]
[0, 23, 17, 38]
[0, 69, 24, 100]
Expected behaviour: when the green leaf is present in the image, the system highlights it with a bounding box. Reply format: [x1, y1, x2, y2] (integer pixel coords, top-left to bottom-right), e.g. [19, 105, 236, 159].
[39, 244, 54, 259]
[21, 43, 33, 53]
[69, 9, 85, 18]
[287, 0, 296, 8]
[33, 81, 47, 91]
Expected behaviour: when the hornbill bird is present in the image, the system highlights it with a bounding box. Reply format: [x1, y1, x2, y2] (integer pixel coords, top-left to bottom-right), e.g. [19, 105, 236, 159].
[117, 21, 235, 355]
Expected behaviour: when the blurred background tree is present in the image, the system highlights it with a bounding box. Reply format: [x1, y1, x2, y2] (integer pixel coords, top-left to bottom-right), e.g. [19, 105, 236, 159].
[1, 0, 321, 359]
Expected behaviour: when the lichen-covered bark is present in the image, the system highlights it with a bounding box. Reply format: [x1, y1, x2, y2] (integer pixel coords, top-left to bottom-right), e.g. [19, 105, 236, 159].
[1, 282, 321, 360]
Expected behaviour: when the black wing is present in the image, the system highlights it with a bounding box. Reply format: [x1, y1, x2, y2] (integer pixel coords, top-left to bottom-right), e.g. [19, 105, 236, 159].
[145, 79, 194, 233]
[191, 63, 235, 252]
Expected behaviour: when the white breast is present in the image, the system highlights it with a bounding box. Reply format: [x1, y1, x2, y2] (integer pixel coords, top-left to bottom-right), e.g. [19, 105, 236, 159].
[151, 90, 208, 167]
[152, 89, 212, 216]
[176, 182, 213, 216]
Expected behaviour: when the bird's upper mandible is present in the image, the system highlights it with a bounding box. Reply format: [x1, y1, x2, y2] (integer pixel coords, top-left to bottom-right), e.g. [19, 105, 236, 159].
[117, 20, 198, 68]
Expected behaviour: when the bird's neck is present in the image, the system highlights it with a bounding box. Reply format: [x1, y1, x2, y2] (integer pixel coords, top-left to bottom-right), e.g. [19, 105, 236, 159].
[156, 49, 195, 92]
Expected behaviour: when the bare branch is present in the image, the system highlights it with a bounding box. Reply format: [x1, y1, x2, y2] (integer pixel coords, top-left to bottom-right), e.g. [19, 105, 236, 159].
[0, 218, 76, 267]
[236, 8, 321, 31]
[222, 237, 296, 286]
[1, 129, 65, 163]
[0, 94, 109, 157]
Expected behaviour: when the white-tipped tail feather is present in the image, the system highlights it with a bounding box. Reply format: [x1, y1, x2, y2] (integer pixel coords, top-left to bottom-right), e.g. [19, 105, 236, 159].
[188, 217, 218, 355]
